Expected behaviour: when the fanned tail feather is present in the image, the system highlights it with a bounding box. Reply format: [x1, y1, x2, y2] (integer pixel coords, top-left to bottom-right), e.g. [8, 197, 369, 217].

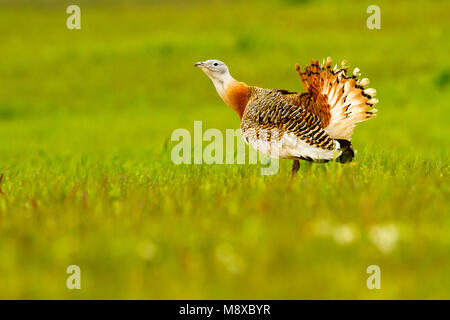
[296, 57, 378, 140]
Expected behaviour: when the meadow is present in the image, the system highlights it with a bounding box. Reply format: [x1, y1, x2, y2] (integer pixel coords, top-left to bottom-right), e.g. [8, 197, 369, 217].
[0, 0, 449, 299]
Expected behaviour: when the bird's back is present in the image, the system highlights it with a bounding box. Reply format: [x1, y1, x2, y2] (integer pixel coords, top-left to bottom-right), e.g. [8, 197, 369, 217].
[241, 87, 338, 161]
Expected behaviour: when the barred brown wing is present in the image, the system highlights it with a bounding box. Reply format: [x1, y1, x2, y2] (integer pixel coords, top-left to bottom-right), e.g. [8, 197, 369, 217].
[241, 89, 335, 149]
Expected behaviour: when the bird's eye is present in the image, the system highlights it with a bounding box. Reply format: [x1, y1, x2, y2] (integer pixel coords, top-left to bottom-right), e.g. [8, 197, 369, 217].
[213, 63, 218, 66]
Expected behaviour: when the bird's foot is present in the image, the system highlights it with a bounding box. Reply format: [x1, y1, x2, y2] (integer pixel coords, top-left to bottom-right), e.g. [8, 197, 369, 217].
[291, 160, 300, 178]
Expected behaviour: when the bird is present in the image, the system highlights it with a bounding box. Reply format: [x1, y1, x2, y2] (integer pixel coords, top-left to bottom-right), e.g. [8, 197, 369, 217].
[194, 57, 378, 176]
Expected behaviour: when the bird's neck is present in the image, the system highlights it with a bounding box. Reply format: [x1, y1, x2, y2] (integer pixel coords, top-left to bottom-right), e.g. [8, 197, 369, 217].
[212, 75, 249, 119]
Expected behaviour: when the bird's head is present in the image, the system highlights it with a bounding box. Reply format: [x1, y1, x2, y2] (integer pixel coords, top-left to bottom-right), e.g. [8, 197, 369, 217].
[194, 59, 249, 118]
[194, 59, 230, 82]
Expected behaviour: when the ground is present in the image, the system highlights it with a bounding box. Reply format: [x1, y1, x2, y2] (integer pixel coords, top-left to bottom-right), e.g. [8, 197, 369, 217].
[0, 0, 449, 299]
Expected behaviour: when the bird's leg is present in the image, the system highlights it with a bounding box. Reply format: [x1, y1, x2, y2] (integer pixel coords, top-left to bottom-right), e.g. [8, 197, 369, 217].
[291, 160, 300, 177]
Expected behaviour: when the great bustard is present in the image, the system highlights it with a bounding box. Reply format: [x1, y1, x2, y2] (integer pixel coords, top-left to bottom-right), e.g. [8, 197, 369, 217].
[194, 57, 378, 175]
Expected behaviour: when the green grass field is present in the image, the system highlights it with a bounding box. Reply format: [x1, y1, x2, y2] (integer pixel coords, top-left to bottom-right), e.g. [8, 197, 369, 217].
[0, 0, 449, 299]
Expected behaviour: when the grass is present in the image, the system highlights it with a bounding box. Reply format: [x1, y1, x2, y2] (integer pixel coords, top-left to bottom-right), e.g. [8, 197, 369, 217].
[0, 0, 449, 299]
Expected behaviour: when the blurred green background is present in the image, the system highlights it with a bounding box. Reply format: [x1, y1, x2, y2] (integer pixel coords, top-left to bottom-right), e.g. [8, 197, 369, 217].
[0, 0, 449, 299]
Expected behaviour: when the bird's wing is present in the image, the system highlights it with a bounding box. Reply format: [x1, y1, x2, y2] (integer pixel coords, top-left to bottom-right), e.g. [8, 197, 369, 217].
[295, 57, 378, 140]
[241, 89, 339, 160]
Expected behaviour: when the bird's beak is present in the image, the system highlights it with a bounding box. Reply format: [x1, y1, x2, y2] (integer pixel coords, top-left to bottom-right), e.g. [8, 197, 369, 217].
[194, 61, 204, 68]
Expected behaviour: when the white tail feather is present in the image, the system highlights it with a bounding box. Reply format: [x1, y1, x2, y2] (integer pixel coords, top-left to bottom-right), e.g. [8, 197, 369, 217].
[320, 58, 378, 140]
